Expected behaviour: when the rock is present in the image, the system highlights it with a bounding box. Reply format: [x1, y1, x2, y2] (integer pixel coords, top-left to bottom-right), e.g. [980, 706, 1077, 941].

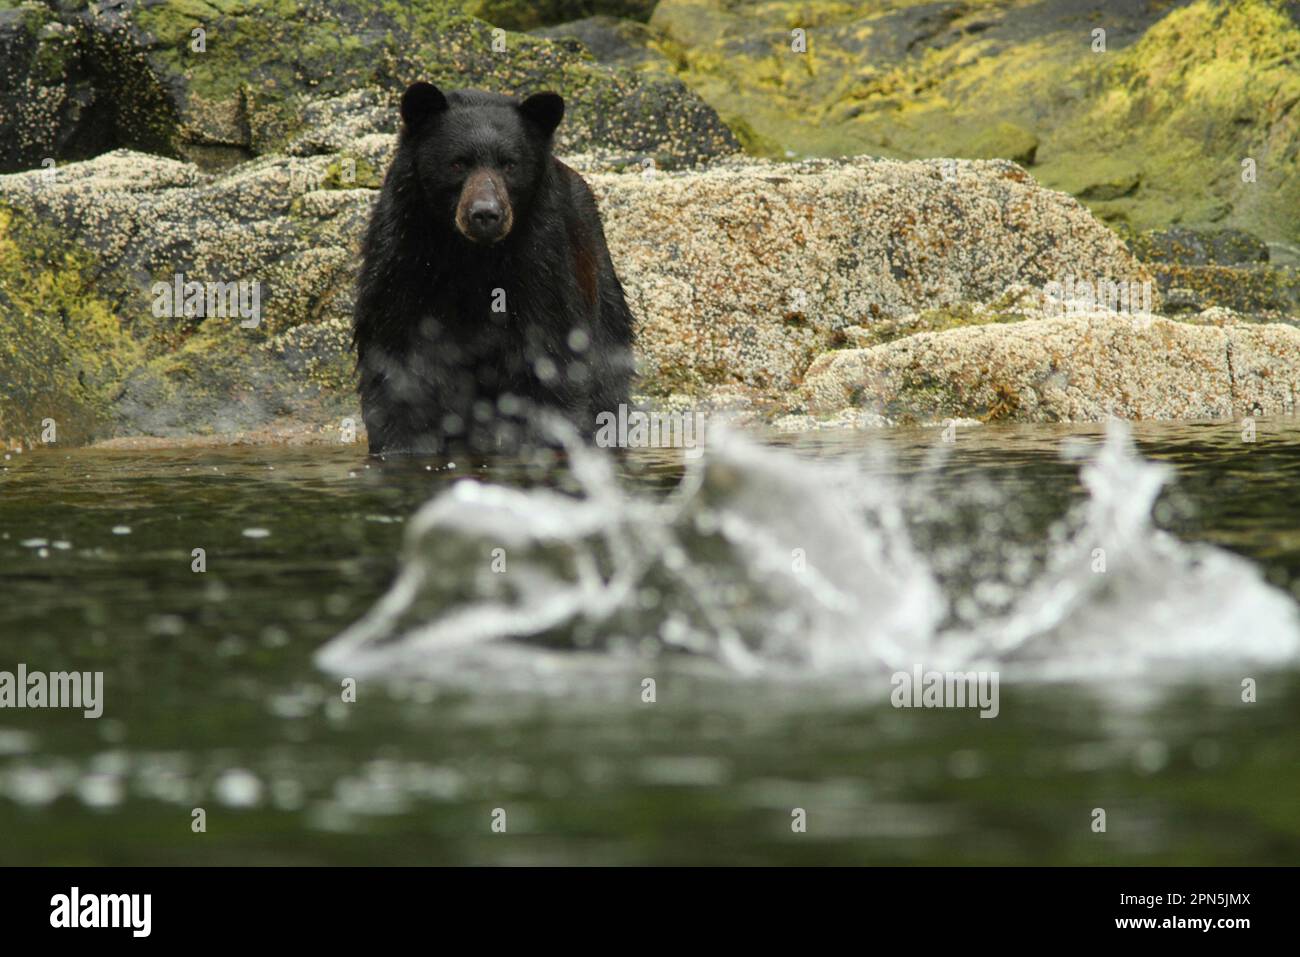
[959, 121, 1039, 166]
[1070, 165, 1142, 202]
[802, 312, 1300, 424]
[0, 149, 366, 439]
[650, 0, 1300, 243]
[1131, 227, 1271, 266]
[0, 148, 1154, 440]
[0, 203, 142, 446]
[590, 155, 1153, 394]
[0, 2, 97, 172]
[467, 1, 657, 32]
[1146, 261, 1300, 322]
[535, 15, 665, 67]
[829, 293, 1041, 349]
[0, 0, 738, 173]
[1161, 283, 1206, 314]
[1227, 323, 1300, 415]
[1269, 242, 1300, 267]
[1126, 231, 1299, 329]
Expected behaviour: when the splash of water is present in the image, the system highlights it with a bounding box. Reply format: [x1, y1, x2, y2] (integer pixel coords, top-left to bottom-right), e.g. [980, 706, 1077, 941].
[316, 424, 1300, 683]
[955, 427, 1300, 679]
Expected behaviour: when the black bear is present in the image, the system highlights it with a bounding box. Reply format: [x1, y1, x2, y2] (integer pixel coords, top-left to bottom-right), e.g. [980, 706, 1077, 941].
[352, 81, 636, 455]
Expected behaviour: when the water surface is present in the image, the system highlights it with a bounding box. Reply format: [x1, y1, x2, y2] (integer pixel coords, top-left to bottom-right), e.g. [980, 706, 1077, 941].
[1, 420, 1297, 864]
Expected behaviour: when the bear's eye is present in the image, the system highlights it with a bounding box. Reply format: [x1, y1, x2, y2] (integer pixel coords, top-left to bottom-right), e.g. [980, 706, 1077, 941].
[502, 160, 517, 173]
[450, 159, 469, 175]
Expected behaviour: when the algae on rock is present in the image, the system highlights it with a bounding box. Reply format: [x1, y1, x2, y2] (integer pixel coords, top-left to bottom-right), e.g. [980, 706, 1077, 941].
[651, 0, 1300, 243]
[0, 203, 141, 445]
[0, 0, 739, 173]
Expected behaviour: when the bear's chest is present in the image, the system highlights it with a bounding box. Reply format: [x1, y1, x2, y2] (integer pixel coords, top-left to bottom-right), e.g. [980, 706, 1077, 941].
[395, 287, 568, 393]
[420, 260, 570, 349]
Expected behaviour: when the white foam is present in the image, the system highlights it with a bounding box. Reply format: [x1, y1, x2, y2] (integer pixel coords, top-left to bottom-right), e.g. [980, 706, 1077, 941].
[316, 423, 1300, 685]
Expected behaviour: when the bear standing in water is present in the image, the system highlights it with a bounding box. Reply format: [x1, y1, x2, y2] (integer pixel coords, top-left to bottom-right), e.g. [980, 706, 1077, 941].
[353, 82, 636, 454]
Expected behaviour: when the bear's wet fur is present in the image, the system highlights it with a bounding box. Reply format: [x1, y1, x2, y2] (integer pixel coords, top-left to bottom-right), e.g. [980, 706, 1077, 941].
[352, 82, 636, 455]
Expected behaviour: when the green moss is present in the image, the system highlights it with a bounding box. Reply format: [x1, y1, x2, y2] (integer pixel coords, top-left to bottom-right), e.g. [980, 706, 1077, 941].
[464, 1, 657, 31]
[21, 8, 76, 85]
[118, 0, 734, 164]
[720, 113, 782, 156]
[650, 0, 1048, 160]
[882, 368, 965, 424]
[1045, 0, 1300, 240]
[128, 2, 404, 142]
[960, 121, 1038, 165]
[321, 154, 381, 189]
[654, 0, 1300, 239]
[847, 302, 1029, 348]
[0, 205, 142, 446]
[876, 361, 1022, 425]
[1037, 154, 1142, 203]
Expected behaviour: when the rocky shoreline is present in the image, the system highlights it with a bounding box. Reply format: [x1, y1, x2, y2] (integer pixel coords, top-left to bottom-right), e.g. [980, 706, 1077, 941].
[2, 0, 1299, 447]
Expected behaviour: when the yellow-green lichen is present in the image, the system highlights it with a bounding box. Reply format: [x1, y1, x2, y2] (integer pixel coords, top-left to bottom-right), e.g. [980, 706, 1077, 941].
[838, 301, 1031, 349]
[653, 0, 1300, 241]
[0, 204, 142, 445]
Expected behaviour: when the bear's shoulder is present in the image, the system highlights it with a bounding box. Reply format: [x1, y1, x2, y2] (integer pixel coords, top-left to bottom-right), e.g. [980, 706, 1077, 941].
[552, 156, 588, 190]
[551, 158, 601, 222]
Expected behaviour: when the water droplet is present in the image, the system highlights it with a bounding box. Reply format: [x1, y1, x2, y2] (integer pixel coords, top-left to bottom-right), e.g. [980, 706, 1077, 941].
[214, 768, 263, 808]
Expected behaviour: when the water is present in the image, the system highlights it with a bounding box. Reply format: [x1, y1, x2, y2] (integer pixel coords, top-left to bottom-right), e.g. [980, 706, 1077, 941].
[1, 421, 1297, 864]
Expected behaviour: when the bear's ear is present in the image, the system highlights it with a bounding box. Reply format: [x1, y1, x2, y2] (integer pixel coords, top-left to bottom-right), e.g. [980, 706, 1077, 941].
[519, 92, 564, 137]
[400, 82, 448, 133]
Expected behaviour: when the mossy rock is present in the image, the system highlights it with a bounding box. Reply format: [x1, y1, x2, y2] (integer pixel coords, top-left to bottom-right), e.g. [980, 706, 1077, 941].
[0, 0, 737, 173]
[0, 145, 368, 441]
[321, 154, 381, 190]
[1038, 154, 1142, 203]
[0, 203, 141, 446]
[1149, 262, 1300, 318]
[653, 0, 1300, 242]
[959, 122, 1038, 166]
[1130, 227, 1271, 266]
[466, 1, 657, 32]
[837, 300, 1033, 349]
[0, 2, 101, 171]
[534, 15, 668, 68]
[111, 316, 345, 437]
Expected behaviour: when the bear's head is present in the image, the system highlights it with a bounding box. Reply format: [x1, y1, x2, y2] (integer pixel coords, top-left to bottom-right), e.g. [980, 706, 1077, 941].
[397, 82, 565, 246]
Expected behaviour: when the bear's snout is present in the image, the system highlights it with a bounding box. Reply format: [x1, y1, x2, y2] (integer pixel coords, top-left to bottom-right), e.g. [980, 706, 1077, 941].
[455, 169, 513, 244]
